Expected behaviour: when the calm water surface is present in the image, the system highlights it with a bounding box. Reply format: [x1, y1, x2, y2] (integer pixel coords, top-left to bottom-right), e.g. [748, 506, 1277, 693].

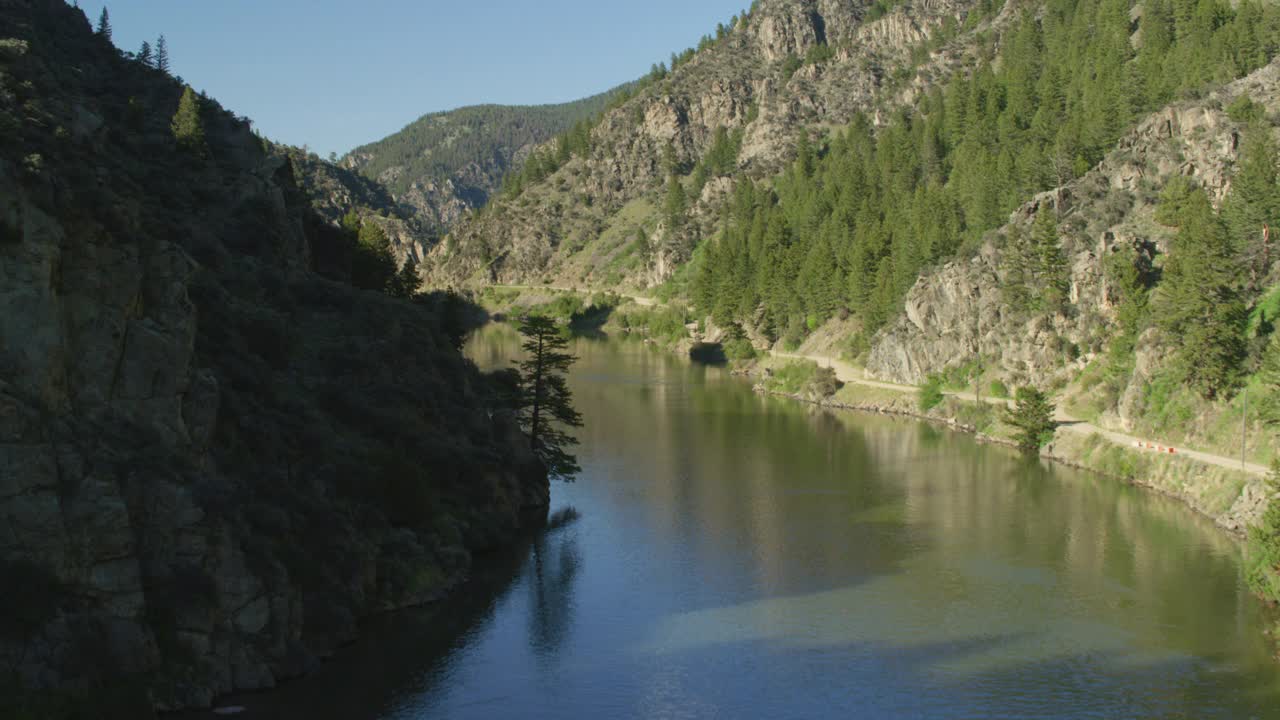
[222, 326, 1280, 719]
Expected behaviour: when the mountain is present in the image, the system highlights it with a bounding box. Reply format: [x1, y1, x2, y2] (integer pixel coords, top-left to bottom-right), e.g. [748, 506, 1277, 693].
[276, 142, 435, 268]
[435, 0, 986, 287]
[343, 91, 630, 232]
[432, 0, 1280, 548]
[0, 1, 546, 714]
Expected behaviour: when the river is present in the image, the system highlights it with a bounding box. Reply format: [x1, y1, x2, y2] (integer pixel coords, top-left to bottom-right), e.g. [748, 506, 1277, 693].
[222, 325, 1280, 719]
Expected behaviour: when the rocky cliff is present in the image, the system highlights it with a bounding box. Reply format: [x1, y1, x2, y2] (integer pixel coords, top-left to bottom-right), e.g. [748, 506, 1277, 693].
[867, 60, 1278, 400]
[432, 0, 1278, 473]
[434, 0, 987, 287]
[0, 1, 546, 713]
[279, 144, 435, 269]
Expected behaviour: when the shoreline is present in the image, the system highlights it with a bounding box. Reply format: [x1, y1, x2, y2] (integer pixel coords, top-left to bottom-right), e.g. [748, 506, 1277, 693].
[475, 293, 1272, 541]
[752, 379, 1266, 541]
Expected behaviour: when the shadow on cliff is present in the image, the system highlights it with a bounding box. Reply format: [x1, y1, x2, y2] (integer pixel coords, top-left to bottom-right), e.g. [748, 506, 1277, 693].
[170, 508, 585, 720]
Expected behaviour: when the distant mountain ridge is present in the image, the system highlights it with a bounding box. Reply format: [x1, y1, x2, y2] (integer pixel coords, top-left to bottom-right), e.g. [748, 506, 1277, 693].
[342, 89, 631, 231]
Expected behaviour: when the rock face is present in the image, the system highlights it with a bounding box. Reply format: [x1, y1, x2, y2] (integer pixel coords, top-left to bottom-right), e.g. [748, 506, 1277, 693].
[866, 60, 1280, 391]
[435, 0, 982, 289]
[280, 145, 435, 267]
[0, 2, 547, 711]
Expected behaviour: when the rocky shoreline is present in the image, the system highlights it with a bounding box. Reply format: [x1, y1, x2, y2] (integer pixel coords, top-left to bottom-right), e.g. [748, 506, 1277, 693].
[752, 381, 1268, 540]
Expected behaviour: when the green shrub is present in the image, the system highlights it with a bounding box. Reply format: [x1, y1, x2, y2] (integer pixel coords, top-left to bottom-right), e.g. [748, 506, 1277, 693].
[844, 333, 871, 361]
[988, 380, 1010, 398]
[943, 359, 980, 390]
[1247, 467, 1280, 605]
[804, 42, 835, 65]
[954, 401, 996, 433]
[919, 374, 945, 411]
[782, 317, 806, 351]
[808, 366, 840, 398]
[723, 337, 757, 361]
[780, 54, 803, 78]
[767, 361, 818, 394]
[534, 294, 586, 321]
[1228, 95, 1265, 125]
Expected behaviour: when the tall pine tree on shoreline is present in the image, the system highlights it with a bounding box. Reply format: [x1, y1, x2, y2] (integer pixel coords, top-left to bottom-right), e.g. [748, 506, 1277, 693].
[517, 316, 583, 481]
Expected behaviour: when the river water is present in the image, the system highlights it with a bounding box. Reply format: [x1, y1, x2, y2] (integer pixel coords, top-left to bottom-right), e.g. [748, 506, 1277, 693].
[228, 325, 1280, 719]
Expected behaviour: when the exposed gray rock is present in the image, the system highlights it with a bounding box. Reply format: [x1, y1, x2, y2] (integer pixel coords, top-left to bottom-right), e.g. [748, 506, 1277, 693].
[868, 59, 1280, 391]
[0, 2, 549, 711]
[437, 0, 981, 288]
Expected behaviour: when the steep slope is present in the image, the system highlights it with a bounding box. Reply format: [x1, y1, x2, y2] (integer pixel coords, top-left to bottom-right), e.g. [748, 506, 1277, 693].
[344, 91, 628, 232]
[864, 57, 1280, 473]
[277, 143, 435, 267]
[435, 0, 994, 287]
[431, 0, 1280, 546]
[0, 1, 546, 713]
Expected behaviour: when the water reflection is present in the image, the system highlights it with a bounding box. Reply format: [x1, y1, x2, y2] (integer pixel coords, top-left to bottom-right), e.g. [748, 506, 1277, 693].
[203, 327, 1280, 720]
[528, 528, 582, 664]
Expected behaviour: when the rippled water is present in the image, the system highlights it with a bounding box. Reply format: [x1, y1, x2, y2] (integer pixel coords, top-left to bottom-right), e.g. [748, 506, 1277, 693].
[222, 326, 1280, 719]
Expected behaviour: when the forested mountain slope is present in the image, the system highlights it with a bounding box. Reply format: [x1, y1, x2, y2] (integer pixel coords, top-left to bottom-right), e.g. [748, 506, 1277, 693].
[276, 143, 435, 268]
[344, 91, 628, 232]
[0, 1, 546, 713]
[434, 0, 1280, 472]
[435, 0, 1000, 287]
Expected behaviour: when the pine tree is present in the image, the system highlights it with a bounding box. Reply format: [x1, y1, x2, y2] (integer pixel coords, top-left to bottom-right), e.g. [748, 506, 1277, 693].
[355, 221, 395, 287]
[634, 225, 651, 259]
[1222, 126, 1280, 289]
[1157, 187, 1246, 398]
[155, 35, 170, 74]
[170, 86, 207, 158]
[137, 41, 152, 67]
[1001, 225, 1036, 310]
[394, 257, 422, 298]
[1005, 386, 1056, 451]
[1030, 206, 1070, 310]
[662, 142, 681, 176]
[517, 315, 583, 481]
[664, 173, 687, 233]
[97, 7, 111, 40]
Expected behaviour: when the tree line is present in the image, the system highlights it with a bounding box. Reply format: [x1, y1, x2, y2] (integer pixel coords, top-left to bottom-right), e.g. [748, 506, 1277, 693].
[93, 6, 173, 74]
[688, 0, 1280, 351]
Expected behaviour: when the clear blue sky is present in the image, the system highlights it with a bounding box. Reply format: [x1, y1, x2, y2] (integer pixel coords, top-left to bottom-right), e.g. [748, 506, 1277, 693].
[78, 0, 750, 158]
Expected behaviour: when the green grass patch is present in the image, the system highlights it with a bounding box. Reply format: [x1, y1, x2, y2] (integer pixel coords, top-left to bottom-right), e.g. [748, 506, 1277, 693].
[764, 360, 819, 394]
[609, 304, 692, 344]
[919, 374, 945, 411]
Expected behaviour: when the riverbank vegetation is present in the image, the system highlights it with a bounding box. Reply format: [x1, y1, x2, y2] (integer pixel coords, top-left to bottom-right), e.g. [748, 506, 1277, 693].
[1006, 388, 1057, 451]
